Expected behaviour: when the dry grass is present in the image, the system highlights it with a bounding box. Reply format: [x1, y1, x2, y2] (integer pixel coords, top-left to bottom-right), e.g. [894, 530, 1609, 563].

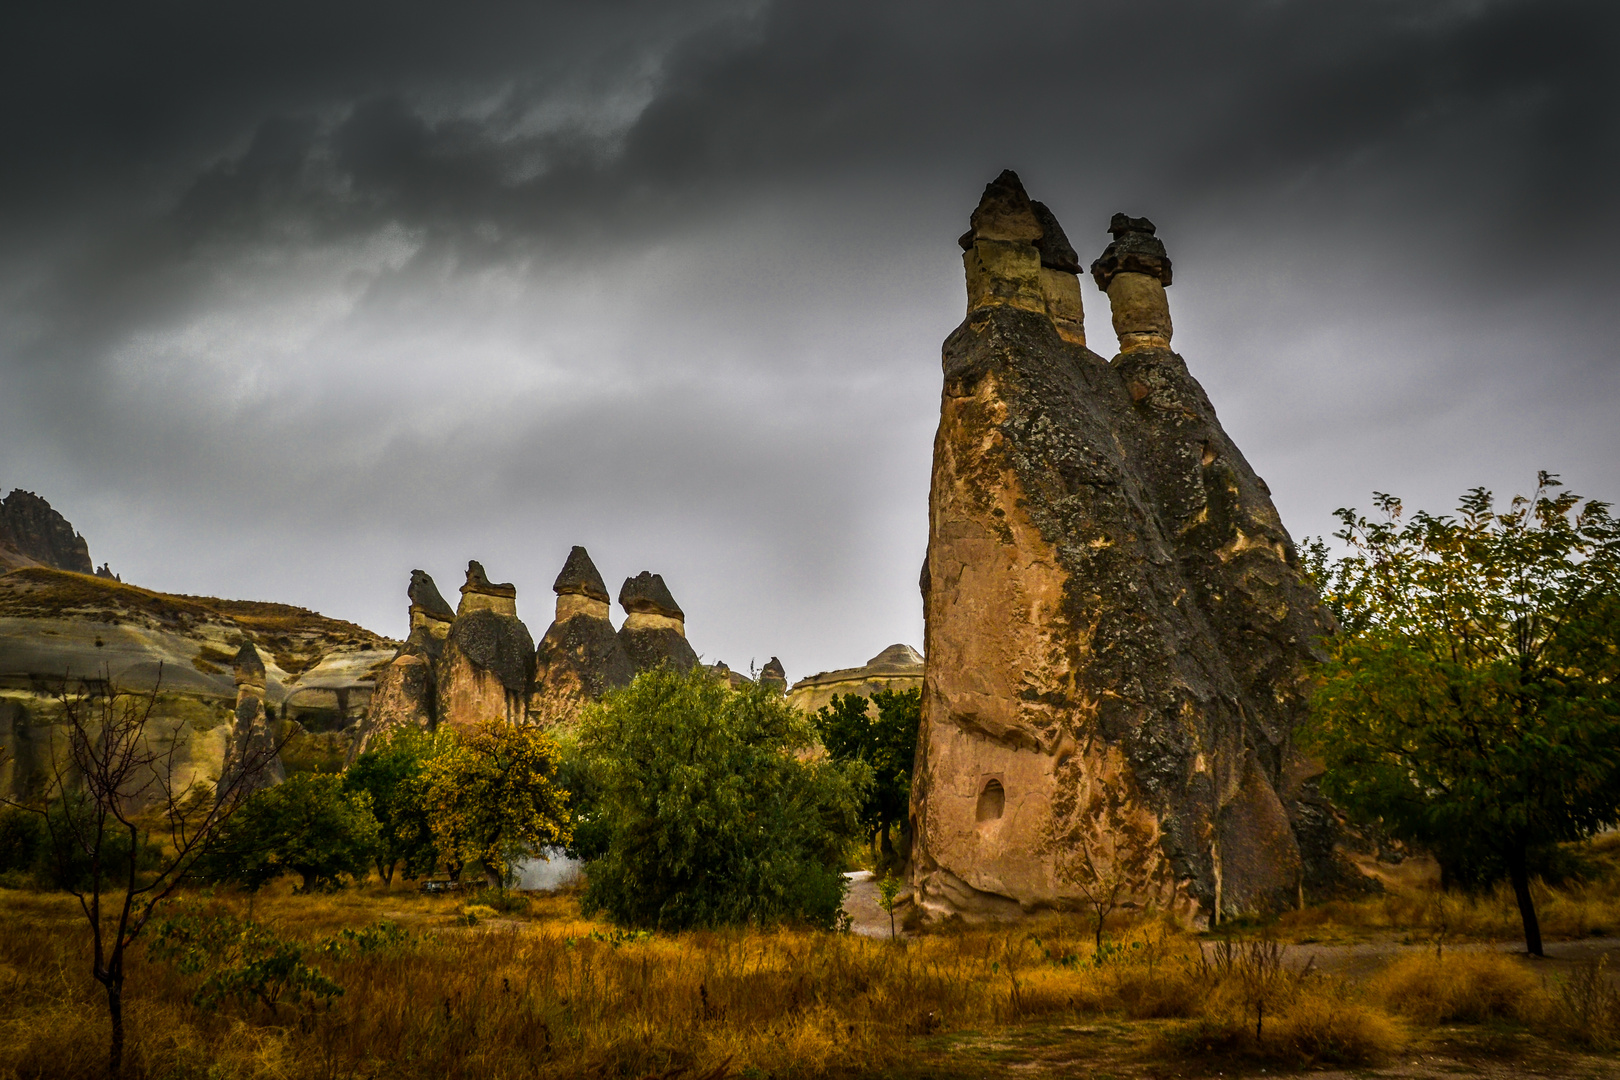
[1277, 876, 1620, 944]
[1370, 950, 1548, 1025]
[2, 881, 1610, 1079]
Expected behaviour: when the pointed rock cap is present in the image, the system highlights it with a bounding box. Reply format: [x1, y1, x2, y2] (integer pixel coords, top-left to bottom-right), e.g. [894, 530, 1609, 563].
[760, 656, 787, 690]
[231, 639, 266, 684]
[618, 571, 684, 620]
[1090, 212, 1172, 289]
[408, 569, 455, 620]
[957, 169, 1042, 249]
[1030, 201, 1081, 273]
[462, 560, 517, 599]
[553, 546, 610, 603]
[866, 643, 924, 670]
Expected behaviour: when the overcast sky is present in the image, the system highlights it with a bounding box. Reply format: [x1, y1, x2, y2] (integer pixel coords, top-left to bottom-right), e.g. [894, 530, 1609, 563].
[3, 0, 1616, 680]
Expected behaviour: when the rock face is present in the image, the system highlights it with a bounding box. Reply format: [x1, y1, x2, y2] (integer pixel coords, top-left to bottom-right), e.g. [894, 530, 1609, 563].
[437, 562, 535, 733]
[911, 171, 1340, 925]
[352, 569, 455, 756]
[787, 644, 924, 717]
[223, 640, 284, 791]
[616, 571, 699, 674]
[0, 490, 94, 574]
[0, 566, 393, 802]
[532, 546, 633, 725]
[759, 656, 787, 694]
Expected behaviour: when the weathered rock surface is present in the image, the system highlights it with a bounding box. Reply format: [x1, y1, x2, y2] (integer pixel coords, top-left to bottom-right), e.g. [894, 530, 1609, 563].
[788, 644, 924, 717]
[617, 572, 699, 673]
[912, 172, 1342, 926]
[0, 566, 394, 800]
[532, 547, 633, 726]
[0, 490, 94, 574]
[760, 656, 787, 694]
[351, 570, 454, 756]
[223, 640, 284, 791]
[437, 562, 534, 733]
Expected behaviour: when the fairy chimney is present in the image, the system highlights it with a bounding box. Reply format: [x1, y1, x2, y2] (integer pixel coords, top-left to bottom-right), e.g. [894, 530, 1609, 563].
[617, 571, 699, 674]
[532, 546, 634, 725]
[957, 170, 1086, 345]
[438, 561, 535, 732]
[1090, 213, 1172, 352]
[223, 640, 283, 790]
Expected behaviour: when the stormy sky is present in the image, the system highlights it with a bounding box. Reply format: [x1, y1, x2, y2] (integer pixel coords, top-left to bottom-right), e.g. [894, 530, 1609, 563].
[3, 0, 1616, 679]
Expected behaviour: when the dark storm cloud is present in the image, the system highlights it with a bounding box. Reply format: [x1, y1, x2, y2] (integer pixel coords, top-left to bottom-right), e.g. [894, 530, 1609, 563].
[2, 0, 1616, 673]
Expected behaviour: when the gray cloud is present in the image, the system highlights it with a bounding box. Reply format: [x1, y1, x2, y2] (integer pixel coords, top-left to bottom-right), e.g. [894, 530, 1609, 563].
[2, 0, 1616, 678]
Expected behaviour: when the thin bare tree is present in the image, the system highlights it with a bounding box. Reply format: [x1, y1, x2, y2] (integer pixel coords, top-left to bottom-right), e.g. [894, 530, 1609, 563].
[0, 664, 281, 1078]
[1059, 832, 1131, 960]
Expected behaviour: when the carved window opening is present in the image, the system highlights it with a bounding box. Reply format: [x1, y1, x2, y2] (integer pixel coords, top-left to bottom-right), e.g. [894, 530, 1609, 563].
[976, 778, 1005, 822]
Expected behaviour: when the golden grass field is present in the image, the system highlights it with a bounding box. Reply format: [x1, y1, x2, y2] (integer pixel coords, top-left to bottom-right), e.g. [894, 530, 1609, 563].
[2, 867, 1619, 1080]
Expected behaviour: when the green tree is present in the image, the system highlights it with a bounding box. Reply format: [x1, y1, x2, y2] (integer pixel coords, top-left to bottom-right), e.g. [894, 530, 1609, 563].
[422, 717, 571, 888]
[813, 688, 921, 865]
[206, 772, 380, 892]
[1304, 475, 1620, 956]
[343, 727, 439, 883]
[578, 665, 870, 930]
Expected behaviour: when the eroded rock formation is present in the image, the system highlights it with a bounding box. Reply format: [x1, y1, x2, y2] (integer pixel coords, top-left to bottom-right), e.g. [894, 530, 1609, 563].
[223, 640, 285, 791]
[532, 546, 633, 725]
[437, 561, 535, 732]
[617, 571, 699, 674]
[352, 569, 454, 756]
[912, 171, 1342, 925]
[0, 490, 94, 574]
[787, 644, 924, 717]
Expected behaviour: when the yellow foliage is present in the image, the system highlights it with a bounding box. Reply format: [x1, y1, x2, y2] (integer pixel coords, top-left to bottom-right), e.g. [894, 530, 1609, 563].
[1369, 949, 1549, 1025]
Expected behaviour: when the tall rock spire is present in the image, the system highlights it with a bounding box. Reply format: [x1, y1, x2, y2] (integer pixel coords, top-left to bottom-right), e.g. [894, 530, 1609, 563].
[910, 174, 1349, 926]
[533, 546, 633, 725]
[617, 571, 699, 674]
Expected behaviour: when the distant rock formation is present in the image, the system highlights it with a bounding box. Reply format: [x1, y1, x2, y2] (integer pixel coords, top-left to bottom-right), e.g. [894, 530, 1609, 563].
[222, 640, 285, 791]
[759, 656, 787, 694]
[787, 644, 923, 717]
[617, 571, 699, 674]
[912, 171, 1344, 926]
[0, 566, 394, 802]
[0, 490, 94, 574]
[437, 561, 535, 732]
[532, 546, 633, 725]
[352, 569, 453, 756]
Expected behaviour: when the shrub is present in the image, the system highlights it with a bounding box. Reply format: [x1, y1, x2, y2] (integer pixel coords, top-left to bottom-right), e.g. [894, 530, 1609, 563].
[1370, 950, 1547, 1025]
[577, 665, 869, 930]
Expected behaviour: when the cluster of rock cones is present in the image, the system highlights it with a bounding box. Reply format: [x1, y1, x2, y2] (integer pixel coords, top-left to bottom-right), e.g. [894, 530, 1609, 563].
[356, 549, 778, 753]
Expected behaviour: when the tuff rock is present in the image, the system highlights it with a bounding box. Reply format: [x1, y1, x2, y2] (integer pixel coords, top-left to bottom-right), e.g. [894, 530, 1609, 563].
[437, 562, 534, 732]
[617, 572, 699, 673]
[0, 490, 94, 574]
[911, 171, 1346, 926]
[787, 644, 924, 717]
[532, 546, 633, 725]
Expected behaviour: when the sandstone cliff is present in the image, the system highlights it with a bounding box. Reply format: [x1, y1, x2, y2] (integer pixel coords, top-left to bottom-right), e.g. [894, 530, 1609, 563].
[912, 172, 1345, 925]
[787, 644, 924, 717]
[0, 566, 395, 801]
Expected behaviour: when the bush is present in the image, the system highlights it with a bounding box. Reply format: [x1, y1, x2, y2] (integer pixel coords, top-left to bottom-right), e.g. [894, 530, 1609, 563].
[1370, 950, 1547, 1025]
[0, 805, 48, 885]
[577, 665, 870, 930]
[343, 726, 441, 883]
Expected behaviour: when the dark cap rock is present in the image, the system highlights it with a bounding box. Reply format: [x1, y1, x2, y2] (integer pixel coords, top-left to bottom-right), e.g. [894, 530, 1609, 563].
[1030, 201, 1081, 273]
[958, 169, 1043, 248]
[408, 570, 455, 619]
[1089, 212, 1172, 289]
[553, 546, 610, 603]
[231, 639, 266, 683]
[618, 571, 684, 620]
[760, 656, 787, 691]
[462, 560, 518, 598]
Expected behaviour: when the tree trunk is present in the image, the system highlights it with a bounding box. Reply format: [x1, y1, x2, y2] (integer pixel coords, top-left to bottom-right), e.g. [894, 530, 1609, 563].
[301, 868, 317, 893]
[104, 976, 123, 1078]
[1506, 845, 1544, 957]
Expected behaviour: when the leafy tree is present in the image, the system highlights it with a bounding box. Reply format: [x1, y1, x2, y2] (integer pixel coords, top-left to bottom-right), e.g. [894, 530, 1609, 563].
[578, 665, 870, 930]
[813, 688, 921, 865]
[205, 772, 380, 892]
[422, 716, 571, 888]
[343, 727, 440, 883]
[1304, 475, 1620, 956]
[0, 803, 49, 884]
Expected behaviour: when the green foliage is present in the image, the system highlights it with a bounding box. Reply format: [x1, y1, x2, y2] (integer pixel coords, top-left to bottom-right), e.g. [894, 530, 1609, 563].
[577, 665, 870, 930]
[877, 872, 903, 939]
[344, 727, 441, 883]
[318, 919, 416, 959]
[204, 773, 380, 892]
[36, 792, 164, 892]
[1304, 475, 1620, 952]
[813, 688, 920, 862]
[0, 804, 48, 886]
[148, 905, 342, 1016]
[422, 717, 571, 887]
